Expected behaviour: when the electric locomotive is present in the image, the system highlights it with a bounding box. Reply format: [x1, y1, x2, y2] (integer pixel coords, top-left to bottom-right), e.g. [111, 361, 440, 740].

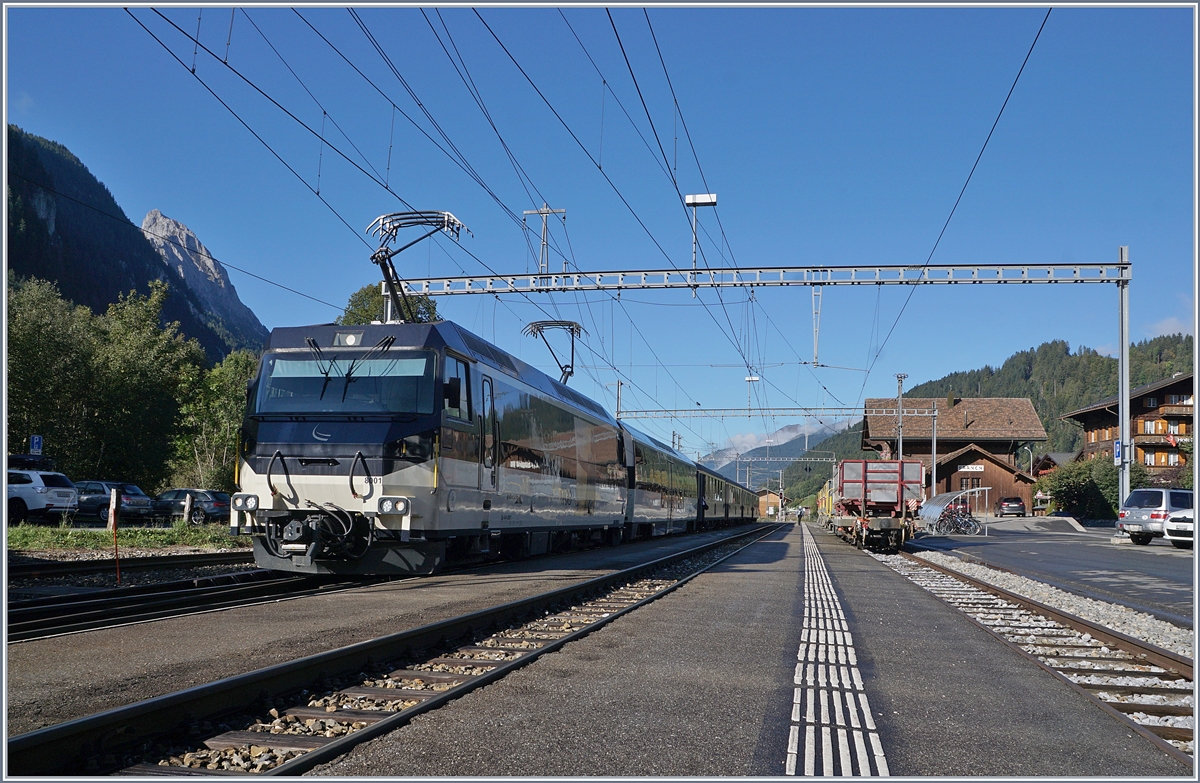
[229, 319, 758, 575]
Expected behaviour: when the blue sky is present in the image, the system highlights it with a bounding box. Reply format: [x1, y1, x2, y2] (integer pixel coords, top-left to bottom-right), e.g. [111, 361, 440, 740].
[6, 5, 1195, 458]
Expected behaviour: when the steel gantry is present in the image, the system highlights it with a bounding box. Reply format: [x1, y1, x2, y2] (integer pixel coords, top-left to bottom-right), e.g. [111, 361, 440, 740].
[391, 256, 1133, 502]
[395, 261, 1128, 296]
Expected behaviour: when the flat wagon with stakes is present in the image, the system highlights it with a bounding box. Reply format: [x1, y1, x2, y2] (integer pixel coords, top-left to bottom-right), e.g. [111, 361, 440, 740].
[825, 459, 923, 550]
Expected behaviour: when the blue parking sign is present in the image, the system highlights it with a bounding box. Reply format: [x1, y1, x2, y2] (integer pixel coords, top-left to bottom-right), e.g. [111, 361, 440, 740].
[29, 435, 43, 455]
[1113, 438, 1121, 466]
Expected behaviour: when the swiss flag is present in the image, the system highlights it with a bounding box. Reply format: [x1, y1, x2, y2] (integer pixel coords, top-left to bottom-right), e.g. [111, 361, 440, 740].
[1167, 433, 1177, 447]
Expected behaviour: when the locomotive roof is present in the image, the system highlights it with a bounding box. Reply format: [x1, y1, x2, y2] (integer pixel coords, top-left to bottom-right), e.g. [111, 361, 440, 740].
[266, 320, 616, 425]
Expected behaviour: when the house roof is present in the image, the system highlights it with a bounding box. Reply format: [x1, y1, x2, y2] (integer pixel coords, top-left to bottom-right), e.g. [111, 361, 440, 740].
[1038, 451, 1080, 468]
[862, 397, 1047, 445]
[1060, 373, 1193, 421]
[904, 443, 1035, 482]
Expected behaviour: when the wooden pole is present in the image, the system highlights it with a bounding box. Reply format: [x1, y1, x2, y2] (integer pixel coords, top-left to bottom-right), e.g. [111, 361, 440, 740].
[107, 488, 121, 585]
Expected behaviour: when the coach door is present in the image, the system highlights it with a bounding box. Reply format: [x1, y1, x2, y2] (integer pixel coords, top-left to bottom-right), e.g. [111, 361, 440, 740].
[481, 377, 497, 491]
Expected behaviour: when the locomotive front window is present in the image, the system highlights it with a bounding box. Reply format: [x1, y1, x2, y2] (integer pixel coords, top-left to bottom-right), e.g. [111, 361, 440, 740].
[255, 351, 436, 415]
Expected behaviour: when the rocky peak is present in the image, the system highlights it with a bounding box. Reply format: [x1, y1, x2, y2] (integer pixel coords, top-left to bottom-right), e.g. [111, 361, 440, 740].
[141, 210, 268, 350]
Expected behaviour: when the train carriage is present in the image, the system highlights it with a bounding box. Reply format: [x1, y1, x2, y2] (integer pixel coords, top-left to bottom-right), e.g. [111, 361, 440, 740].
[230, 320, 756, 575]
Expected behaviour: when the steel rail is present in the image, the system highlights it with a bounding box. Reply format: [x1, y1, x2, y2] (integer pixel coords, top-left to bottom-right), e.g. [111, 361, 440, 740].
[395, 262, 1130, 296]
[7, 550, 255, 579]
[899, 552, 1192, 679]
[898, 552, 1193, 765]
[7, 571, 364, 643]
[7, 524, 778, 776]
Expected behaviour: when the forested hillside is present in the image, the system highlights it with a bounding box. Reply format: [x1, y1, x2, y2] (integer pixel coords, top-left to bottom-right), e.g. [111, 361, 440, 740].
[783, 334, 1193, 507]
[905, 335, 1192, 454]
[7, 124, 254, 361]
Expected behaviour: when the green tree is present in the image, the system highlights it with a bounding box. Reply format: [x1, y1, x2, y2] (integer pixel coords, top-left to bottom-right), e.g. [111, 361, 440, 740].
[170, 349, 260, 492]
[7, 273, 99, 476]
[6, 274, 204, 490]
[336, 284, 438, 325]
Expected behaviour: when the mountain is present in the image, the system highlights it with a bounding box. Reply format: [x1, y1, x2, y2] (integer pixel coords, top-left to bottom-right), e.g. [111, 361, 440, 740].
[141, 210, 268, 350]
[6, 124, 265, 362]
[702, 424, 838, 484]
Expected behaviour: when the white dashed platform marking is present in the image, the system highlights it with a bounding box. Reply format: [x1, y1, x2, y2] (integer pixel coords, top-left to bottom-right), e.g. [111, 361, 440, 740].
[785, 524, 889, 776]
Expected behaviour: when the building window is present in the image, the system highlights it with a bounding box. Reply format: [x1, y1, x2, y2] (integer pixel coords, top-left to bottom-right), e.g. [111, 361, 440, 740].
[1088, 430, 1096, 443]
[1144, 450, 1156, 466]
[1143, 420, 1155, 435]
[1168, 452, 1180, 466]
[1166, 394, 1193, 405]
[1144, 397, 1158, 408]
[1169, 420, 1182, 435]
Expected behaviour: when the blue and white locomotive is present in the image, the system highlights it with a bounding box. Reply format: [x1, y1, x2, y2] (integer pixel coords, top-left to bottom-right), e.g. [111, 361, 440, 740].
[229, 319, 758, 575]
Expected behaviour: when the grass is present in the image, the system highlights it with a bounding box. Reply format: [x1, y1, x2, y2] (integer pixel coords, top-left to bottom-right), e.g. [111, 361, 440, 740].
[7, 521, 253, 552]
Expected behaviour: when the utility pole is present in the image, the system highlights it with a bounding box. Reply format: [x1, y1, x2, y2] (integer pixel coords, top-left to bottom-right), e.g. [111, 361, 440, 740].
[523, 203, 566, 281]
[685, 194, 717, 298]
[1118, 245, 1131, 502]
[895, 373, 908, 460]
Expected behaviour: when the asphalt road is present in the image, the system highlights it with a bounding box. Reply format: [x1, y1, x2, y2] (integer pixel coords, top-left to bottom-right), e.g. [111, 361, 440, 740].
[308, 522, 1189, 777]
[910, 517, 1194, 627]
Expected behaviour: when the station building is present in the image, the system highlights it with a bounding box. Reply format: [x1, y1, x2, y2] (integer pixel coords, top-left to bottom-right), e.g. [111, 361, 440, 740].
[861, 395, 1047, 514]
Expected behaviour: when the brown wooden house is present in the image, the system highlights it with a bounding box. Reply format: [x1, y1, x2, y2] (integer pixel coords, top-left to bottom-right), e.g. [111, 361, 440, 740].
[862, 395, 1048, 511]
[1060, 372, 1192, 480]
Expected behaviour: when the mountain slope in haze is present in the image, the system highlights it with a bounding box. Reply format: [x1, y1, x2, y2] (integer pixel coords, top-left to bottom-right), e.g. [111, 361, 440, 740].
[6, 124, 265, 361]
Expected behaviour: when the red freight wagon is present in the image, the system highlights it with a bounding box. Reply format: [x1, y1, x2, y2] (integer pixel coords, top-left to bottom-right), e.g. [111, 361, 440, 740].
[830, 459, 923, 550]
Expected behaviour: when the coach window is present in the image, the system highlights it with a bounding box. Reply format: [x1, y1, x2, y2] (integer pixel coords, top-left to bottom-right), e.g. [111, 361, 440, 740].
[444, 355, 472, 420]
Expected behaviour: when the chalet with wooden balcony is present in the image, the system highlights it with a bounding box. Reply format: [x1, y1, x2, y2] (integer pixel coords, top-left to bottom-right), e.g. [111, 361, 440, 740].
[1060, 372, 1193, 476]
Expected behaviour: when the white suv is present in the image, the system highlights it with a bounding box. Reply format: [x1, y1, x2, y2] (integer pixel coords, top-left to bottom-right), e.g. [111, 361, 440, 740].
[7, 470, 78, 523]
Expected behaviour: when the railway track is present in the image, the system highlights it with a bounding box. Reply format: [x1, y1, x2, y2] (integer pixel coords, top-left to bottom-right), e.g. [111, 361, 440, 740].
[7, 550, 256, 580]
[873, 551, 1193, 763]
[6, 524, 779, 776]
[8, 570, 384, 642]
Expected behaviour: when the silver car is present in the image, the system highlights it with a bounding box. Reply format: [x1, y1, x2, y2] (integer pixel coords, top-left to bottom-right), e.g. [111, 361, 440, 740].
[1118, 488, 1193, 546]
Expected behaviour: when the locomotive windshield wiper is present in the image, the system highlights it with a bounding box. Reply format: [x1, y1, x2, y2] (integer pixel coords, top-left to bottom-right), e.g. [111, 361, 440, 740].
[341, 335, 396, 402]
[305, 337, 342, 401]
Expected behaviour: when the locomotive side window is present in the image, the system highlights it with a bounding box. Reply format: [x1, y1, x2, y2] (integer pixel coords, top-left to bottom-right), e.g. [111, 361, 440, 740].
[444, 355, 472, 420]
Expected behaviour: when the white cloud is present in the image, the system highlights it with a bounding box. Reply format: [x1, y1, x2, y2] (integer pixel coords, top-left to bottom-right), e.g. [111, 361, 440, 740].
[1148, 315, 1194, 338]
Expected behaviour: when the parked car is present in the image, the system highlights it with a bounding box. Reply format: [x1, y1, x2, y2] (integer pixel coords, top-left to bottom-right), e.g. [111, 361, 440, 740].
[7, 470, 78, 523]
[992, 497, 1026, 517]
[152, 489, 231, 524]
[1118, 488, 1193, 545]
[1163, 508, 1194, 550]
[944, 497, 973, 514]
[75, 481, 154, 522]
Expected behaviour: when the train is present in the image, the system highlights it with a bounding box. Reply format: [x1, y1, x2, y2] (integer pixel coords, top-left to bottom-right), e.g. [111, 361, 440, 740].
[228, 319, 759, 575]
[817, 459, 923, 550]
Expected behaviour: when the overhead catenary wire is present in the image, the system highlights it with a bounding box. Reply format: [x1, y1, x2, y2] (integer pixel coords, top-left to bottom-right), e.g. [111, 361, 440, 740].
[851, 7, 1053, 410]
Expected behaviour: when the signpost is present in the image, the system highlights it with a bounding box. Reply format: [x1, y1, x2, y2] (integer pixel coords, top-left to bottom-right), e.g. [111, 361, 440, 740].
[29, 435, 42, 455]
[1113, 439, 1122, 467]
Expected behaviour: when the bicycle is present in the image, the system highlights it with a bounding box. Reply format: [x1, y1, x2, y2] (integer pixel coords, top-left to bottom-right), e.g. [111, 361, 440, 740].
[935, 509, 980, 535]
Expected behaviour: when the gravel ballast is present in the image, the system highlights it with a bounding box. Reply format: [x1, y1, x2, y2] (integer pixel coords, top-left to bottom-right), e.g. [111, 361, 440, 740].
[910, 550, 1193, 659]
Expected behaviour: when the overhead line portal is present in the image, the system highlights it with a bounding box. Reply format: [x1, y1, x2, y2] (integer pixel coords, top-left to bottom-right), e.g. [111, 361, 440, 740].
[395, 262, 1130, 296]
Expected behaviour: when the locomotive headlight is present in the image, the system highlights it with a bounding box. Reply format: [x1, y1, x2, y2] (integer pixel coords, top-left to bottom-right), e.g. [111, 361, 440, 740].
[378, 496, 410, 515]
[233, 493, 259, 511]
